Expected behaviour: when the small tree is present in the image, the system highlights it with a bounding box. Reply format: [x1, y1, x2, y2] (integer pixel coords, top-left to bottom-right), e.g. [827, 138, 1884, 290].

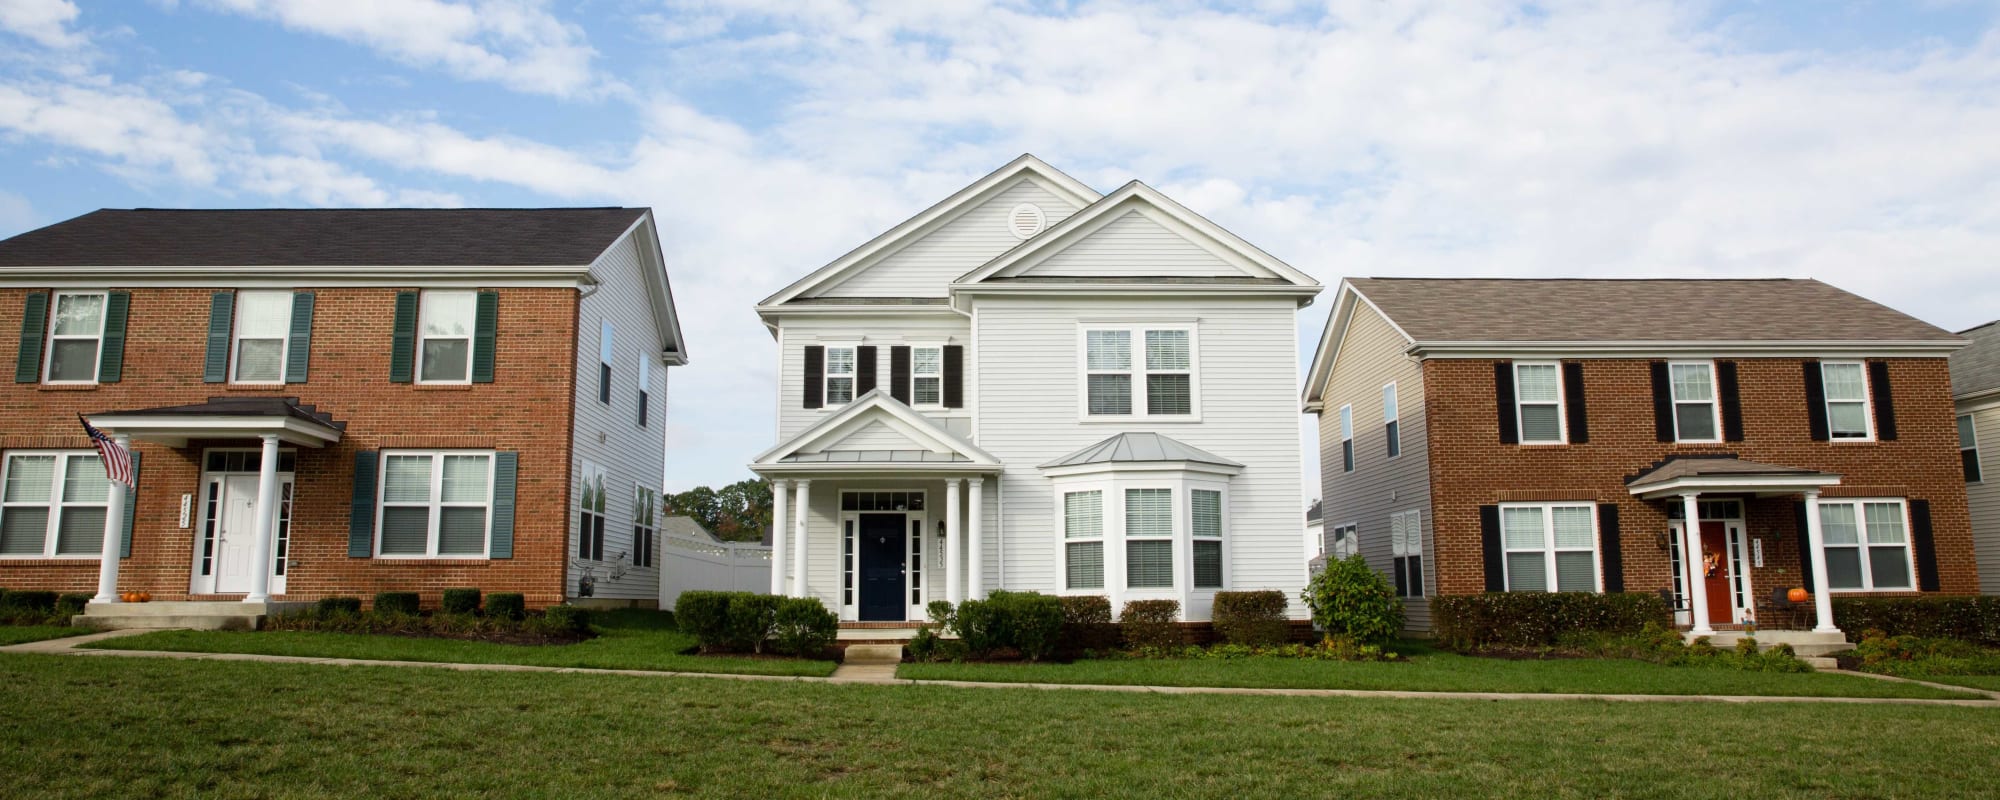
[1302, 554, 1403, 645]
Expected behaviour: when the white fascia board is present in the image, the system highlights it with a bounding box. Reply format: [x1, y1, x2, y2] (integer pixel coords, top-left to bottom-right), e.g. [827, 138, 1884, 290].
[1410, 341, 1965, 359]
[1956, 391, 2000, 414]
[596, 212, 688, 365]
[1039, 461, 1244, 479]
[951, 283, 1320, 302]
[1628, 473, 1841, 500]
[1302, 282, 1413, 412]
[751, 390, 999, 466]
[749, 462, 1004, 477]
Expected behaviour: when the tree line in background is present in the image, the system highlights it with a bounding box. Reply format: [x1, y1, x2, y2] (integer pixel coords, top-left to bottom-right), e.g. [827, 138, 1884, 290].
[665, 479, 772, 542]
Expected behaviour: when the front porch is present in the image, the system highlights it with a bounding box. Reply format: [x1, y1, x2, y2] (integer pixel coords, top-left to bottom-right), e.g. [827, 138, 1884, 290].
[73, 599, 313, 631]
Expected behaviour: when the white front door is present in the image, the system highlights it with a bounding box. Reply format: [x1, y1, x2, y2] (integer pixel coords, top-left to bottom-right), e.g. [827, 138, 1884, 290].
[213, 475, 263, 594]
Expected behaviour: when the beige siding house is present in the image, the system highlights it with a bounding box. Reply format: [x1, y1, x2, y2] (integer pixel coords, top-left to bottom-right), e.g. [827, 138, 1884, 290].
[1953, 321, 2000, 593]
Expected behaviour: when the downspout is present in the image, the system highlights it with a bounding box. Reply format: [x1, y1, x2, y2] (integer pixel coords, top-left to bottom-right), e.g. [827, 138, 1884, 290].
[997, 475, 1005, 589]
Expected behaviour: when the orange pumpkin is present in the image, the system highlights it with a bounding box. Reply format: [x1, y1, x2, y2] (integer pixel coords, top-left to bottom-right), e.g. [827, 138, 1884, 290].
[119, 592, 138, 603]
[1788, 587, 1809, 603]
[137, 592, 152, 603]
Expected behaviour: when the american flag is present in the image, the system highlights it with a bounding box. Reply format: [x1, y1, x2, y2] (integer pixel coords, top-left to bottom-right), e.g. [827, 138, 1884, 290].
[79, 414, 135, 489]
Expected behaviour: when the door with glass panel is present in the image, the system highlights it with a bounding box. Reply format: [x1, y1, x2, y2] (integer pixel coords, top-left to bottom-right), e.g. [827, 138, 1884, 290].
[195, 470, 294, 595]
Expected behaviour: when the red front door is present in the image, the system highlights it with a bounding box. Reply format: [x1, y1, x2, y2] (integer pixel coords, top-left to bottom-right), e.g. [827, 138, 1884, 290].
[1695, 521, 1733, 623]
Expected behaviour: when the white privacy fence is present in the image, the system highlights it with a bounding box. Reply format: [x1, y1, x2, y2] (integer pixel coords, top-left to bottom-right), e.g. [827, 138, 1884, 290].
[660, 530, 773, 608]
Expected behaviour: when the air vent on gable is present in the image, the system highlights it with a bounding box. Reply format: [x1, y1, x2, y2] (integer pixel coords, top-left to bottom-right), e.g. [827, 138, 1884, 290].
[1008, 203, 1046, 240]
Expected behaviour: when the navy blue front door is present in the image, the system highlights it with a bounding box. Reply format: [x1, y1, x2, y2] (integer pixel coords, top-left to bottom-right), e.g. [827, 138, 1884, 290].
[858, 513, 907, 621]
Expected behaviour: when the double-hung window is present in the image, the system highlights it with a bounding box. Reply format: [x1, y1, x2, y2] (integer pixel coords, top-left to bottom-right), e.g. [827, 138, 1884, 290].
[1383, 383, 1401, 458]
[1083, 326, 1196, 417]
[637, 357, 651, 427]
[633, 486, 658, 568]
[1962, 414, 1983, 483]
[44, 291, 107, 383]
[912, 346, 944, 406]
[1124, 488, 1174, 588]
[1500, 503, 1598, 592]
[232, 290, 292, 383]
[1063, 490, 1104, 590]
[1191, 489, 1223, 589]
[1338, 405, 1355, 472]
[1327, 523, 1358, 559]
[1144, 330, 1192, 415]
[1513, 362, 1565, 444]
[1391, 510, 1423, 597]
[1085, 330, 1133, 415]
[1818, 499, 1913, 591]
[598, 321, 615, 405]
[1821, 361, 1873, 440]
[1669, 361, 1720, 442]
[0, 452, 110, 558]
[417, 291, 476, 384]
[824, 346, 856, 405]
[377, 452, 493, 558]
[577, 466, 606, 560]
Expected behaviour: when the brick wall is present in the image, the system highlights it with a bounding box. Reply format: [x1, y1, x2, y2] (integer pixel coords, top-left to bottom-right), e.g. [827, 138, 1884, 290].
[0, 286, 579, 607]
[1422, 357, 1977, 599]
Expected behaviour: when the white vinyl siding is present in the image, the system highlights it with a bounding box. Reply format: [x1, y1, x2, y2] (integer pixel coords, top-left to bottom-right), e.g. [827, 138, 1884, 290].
[1007, 209, 1242, 279]
[0, 452, 109, 558]
[44, 291, 106, 384]
[775, 316, 972, 443]
[1821, 361, 1874, 441]
[1501, 503, 1598, 592]
[1064, 490, 1104, 590]
[1669, 361, 1721, 443]
[417, 290, 475, 384]
[1966, 407, 2000, 595]
[232, 290, 292, 383]
[376, 451, 493, 558]
[1081, 325, 1198, 419]
[1383, 383, 1400, 458]
[818, 178, 1085, 297]
[1513, 362, 1565, 444]
[1338, 404, 1354, 472]
[1818, 499, 1914, 591]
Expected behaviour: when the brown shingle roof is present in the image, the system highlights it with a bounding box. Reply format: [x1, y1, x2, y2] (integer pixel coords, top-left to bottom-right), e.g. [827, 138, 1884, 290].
[0, 208, 647, 267]
[1624, 456, 1826, 487]
[1348, 278, 1958, 344]
[1952, 321, 2000, 398]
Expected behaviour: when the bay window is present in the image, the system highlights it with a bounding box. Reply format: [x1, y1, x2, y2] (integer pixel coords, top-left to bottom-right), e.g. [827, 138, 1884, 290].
[1064, 490, 1104, 590]
[1124, 488, 1174, 588]
[1191, 489, 1223, 589]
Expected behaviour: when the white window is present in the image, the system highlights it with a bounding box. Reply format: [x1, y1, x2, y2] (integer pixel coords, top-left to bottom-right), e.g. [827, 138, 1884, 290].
[1669, 361, 1721, 442]
[1818, 499, 1914, 591]
[1821, 361, 1873, 441]
[1392, 509, 1423, 598]
[377, 452, 493, 558]
[0, 452, 111, 558]
[417, 291, 476, 384]
[912, 346, 943, 406]
[599, 320, 615, 405]
[1064, 490, 1104, 590]
[1082, 326, 1196, 418]
[1962, 414, 1983, 484]
[1124, 488, 1174, 588]
[632, 485, 657, 568]
[1326, 523, 1359, 559]
[1514, 362, 1565, 444]
[1191, 489, 1223, 589]
[824, 345, 856, 405]
[576, 463, 606, 560]
[232, 291, 292, 383]
[1500, 503, 1598, 592]
[1383, 383, 1401, 458]
[44, 291, 106, 384]
[1338, 404, 1354, 473]
[637, 357, 651, 427]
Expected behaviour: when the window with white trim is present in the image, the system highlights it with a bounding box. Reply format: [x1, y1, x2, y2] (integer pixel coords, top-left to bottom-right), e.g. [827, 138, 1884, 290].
[1391, 510, 1423, 597]
[1326, 523, 1358, 559]
[1338, 404, 1354, 473]
[377, 452, 493, 557]
[1668, 361, 1720, 442]
[1500, 503, 1597, 592]
[1191, 489, 1223, 589]
[1083, 326, 1196, 417]
[417, 291, 476, 384]
[632, 485, 657, 568]
[1383, 383, 1401, 458]
[599, 321, 615, 405]
[231, 290, 292, 383]
[1514, 362, 1565, 444]
[576, 463, 606, 561]
[44, 291, 106, 384]
[1064, 490, 1104, 590]
[1124, 488, 1173, 588]
[1962, 414, 1983, 483]
[1821, 361, 1873, 440]
[1818, 499, 1913, 591]
[824, 345, 856, 405]
[637, 357, 651, 427]
[0, 452, 110, 558]
[912, 346, 943, 406]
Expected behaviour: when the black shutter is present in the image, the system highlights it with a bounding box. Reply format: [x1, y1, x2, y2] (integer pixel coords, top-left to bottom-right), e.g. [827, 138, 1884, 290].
[1598, 503, 1624, 592]
[1562, 361, 1589, 444]
[856, 345, 878, 396]
[1493, 361, 1518, 444]
[1649, 361, 1674, 442]
[942, 345, 964, 408]
[14, 291, 47, 383]
[802, 346, 824, 409]
[1480, 505, 1504, 591]
[890, 346, 912, 405]
[1804, 361, 1829, 441]
[97, 291, 129, 383]
[1793, 501, 1814, 592]
[1911, 499, 1939, 591]
[1869, 361, 1898, 441]
[349, 451, 378, 558]
[203, 292, 234, 383]
[1717, 360, 1744, 442]
[388, 291, 418, 383]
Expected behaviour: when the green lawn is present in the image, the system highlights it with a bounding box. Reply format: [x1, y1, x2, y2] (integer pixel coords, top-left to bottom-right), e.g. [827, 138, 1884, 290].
[3, 653, 1998, 799]
[86, 610, 835, 678]
[901, 642, 1974, 699]
[0, 626, 89, 646]
[1917, 675, 2000, 693]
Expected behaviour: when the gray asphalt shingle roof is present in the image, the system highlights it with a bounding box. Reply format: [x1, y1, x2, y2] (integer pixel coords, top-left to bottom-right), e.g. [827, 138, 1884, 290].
[92, 396, 345, 430]
[1041, 432, 1242, 469]
[1624, 455, 1832, 488]
[1952, 321, 2000, 398]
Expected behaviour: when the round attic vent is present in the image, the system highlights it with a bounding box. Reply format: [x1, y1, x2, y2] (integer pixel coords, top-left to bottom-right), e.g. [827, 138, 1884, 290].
[1008, 203, 1046, 240]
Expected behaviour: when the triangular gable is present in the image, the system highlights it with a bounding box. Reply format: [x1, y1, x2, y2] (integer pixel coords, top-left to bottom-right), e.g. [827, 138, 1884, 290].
[750, 389, 999, 466]
[818, 177, 1091, 297]
[591, 212, 688, 365]
[1003, 208, 1241, 279]
[954, 181, 1319, 288]
[760, 155, 1100, 306]
[808, 419, 920, 453]
[1302, 280, 1414, 412]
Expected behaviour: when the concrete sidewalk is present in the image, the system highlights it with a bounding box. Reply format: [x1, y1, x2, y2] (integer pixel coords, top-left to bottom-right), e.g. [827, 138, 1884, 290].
[7, 631, 1996, 707]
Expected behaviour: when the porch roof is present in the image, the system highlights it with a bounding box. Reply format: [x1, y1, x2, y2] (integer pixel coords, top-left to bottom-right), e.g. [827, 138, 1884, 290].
[1625, 455, 1839, 500]
[1040, 432, 1241, 469]
[750, 390, 1001, 476]
[87, 396, 345, 448]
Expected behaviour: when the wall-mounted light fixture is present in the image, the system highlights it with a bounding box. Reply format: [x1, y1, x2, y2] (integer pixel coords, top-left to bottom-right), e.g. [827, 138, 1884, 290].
[937, 519, 948, 544]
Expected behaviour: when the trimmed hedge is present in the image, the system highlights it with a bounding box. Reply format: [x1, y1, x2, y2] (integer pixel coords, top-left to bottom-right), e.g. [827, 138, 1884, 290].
[372, 592, 421, 615]
[946, 591, 1065, 660]
[1433, 591, 1672, 651]
[0, 590, 57, 612]
[55, 593, 91, 617]
[771, 597, 838, 657]
[540, 605, 592, 635]
[1119, 599, 1183, 651]
[1212, 590, 1290, 646]
[1833, 597, 2000, 647]
[675, 591, 801, 655]
[486, 593, 526, 621]
[315, 597, 363, 616]
[441, 588, 482, 616]
[1058, 595, 1118, 652]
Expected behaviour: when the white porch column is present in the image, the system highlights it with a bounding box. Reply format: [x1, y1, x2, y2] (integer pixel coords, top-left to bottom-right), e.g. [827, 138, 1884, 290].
[244, 434, 281, 603]
[945, 478, 963, 605]
[1803, 490, 1841, 634]
[791, 480, 811, 599]
[967, 477, 984, 601]
[1679, 492, 1714, 636]
[768, 479, 789, 596]
[91, 434, 132, 604]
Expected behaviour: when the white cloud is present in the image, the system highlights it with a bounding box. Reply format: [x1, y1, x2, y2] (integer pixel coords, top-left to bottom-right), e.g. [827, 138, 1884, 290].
[0, 189, 38, 237]
[0, 0, 85, 49]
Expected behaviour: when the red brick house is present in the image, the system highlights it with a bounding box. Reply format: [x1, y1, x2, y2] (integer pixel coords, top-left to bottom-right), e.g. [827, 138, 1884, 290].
[1303, 278, 1972, 648]
[0, 208, 686, 625]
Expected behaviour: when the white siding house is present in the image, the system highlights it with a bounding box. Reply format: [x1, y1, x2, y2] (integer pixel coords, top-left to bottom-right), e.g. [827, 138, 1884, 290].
[1953, 321, 2000, 593]
[750, 155, 1320, 621]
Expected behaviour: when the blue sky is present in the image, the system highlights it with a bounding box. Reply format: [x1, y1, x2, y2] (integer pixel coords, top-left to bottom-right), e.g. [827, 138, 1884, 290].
[3, 0, 1998, 495]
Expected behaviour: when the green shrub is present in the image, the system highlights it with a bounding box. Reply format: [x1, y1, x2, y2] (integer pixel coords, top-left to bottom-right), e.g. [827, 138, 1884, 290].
[0, 590, 57, 612]
[440, 588, 482, 616]
[55, 593, 91, 617]
[1851, 629, 2000, 676]
[1301, 554, 1402, 645]
[950, 594, 1010, 656]
[315, 597, 362, 617]
[675, 591, 736, 651]
[1212, 590, 1290, 646]
[770, 597, 837, 657]
[540, 604, 591, 635]
[1119, 599, 1183, 651]
[926, 600, 955, 627]
[1058, 595, 1118, 652]
[1833, 597, 2000, 647]
[724, 594, 781, 653]
[1431, 591, 1669, 651]
[906, 626, 968, 663]
[486, 593, 526, 621]
[372, 592, 420, 615]
[998, 591, 1065, 662]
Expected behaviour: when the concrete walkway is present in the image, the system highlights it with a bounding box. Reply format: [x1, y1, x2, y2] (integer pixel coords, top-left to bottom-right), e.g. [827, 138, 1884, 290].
[6, 631, 1996, 707]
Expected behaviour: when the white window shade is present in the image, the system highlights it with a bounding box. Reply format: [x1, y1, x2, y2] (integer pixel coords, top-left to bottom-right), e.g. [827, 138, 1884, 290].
[1125, 489, 1172, 538]
[1087, 331, 1131, 370]
[1145, 330, 1189, 370]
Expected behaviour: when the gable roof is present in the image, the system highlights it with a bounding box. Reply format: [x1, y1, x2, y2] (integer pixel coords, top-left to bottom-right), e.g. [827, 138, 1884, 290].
[1039, 431, 1243, 470]
[1953, 321, 2000, 400]
[749, 389, 1000, 473]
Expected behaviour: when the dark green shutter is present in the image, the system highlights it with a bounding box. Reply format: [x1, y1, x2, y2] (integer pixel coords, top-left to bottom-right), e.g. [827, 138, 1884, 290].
[1869, 361, 1897, 441]
[389, 291, 418, 383]
[1598, 503, 1623, 592]
[15, 292, 47, 383]
[349, 451, 378, 557]
[203, 292, 234, 383]
[97, 291, 129, 383]
[490, 452, 517, 559]
[120, 451, 141, 559]
[1793, 502, 1814, 592]
[1911, 499, 1938, 591]
[1480, 505, 1504, 591]
[285, 291, 315, 383]
[1493, 361, 1517, 444]
[472, 291, 497, 383]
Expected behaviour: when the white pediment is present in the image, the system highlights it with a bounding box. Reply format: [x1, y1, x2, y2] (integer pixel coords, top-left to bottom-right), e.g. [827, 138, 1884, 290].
[998, 207, 1255, 280]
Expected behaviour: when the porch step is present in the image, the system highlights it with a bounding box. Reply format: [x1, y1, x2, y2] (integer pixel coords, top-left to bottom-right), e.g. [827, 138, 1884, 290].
[1689, 629, 1852, 658]
[837, 627, 922, 641]
[842, 644, 904, 665]
[72, 601, 310, 631]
